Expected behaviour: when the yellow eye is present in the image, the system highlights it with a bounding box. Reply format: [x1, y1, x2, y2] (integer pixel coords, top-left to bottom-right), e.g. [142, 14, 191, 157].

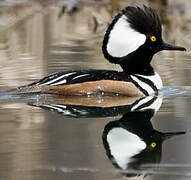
[150, 36, 156, 42]
[150, 142, 157, 148]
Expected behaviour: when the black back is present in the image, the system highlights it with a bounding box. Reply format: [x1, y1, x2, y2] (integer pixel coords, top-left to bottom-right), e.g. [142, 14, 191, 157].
[30, 70, 132, 86]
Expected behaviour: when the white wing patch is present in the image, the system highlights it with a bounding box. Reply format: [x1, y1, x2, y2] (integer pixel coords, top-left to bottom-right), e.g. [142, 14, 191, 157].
[107, 15, 146, 57]
[39, 72, 76, 86]
[107, 127, 146, 169]
[50, 79, 67, 86]
[72, 74, 90, 80]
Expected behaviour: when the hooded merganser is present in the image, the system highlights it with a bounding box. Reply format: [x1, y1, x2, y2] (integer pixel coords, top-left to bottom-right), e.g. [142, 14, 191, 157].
[15, 6, 186, 96]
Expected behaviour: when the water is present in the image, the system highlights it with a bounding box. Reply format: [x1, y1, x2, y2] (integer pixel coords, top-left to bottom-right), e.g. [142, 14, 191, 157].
[0, 1, 191, 180]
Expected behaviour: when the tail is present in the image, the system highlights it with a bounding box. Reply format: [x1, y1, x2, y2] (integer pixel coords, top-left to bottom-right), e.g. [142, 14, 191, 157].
[3, 84, 42, 95]
[0, 84, 46, 101]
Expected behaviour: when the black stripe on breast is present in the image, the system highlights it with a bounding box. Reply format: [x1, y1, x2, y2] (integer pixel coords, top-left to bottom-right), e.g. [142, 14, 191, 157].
[129, 76, 149, 96]
[134, 74, 158, 95]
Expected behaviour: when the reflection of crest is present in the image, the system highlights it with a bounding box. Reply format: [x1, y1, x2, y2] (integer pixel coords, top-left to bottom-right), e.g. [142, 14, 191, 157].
[102, 111, 185, 177]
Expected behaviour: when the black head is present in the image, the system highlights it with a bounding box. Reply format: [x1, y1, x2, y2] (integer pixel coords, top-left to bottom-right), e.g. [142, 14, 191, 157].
[102, 6, 186, 74]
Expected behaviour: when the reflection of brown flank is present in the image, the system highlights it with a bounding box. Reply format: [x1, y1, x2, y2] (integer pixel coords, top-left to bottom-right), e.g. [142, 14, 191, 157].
[37, 95, 141, 108]
[40, 80, 144, 96]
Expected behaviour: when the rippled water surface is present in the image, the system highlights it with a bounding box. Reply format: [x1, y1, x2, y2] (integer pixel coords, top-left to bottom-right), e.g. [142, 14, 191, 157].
[1, 1, 191, 180]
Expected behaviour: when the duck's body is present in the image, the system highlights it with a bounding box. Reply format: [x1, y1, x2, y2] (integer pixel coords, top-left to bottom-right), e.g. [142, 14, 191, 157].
[15, 6, 185, 96]
[16, 69, 162, 96]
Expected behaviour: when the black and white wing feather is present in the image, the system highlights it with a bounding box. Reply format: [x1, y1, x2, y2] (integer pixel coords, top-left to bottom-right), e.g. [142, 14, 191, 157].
[30, 70, 132, 86]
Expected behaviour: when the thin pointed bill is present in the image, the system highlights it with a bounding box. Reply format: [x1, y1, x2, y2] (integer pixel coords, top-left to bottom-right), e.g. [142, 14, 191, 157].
[162, 131, 186, 141]
[161, 42, 186, 51]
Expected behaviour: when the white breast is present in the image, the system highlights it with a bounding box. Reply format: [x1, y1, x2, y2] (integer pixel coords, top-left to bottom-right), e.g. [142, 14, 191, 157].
[131, 72, 163, 95]
[136, 72, 163, 90]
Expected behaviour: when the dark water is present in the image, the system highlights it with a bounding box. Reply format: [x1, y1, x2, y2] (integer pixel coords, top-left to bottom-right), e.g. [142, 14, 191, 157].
[0, 2, 191, 180]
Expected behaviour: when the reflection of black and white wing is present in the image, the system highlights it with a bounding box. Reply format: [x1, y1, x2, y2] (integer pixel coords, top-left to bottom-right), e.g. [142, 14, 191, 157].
[39, 104, 131, 118]
[33, 95, 162, 118]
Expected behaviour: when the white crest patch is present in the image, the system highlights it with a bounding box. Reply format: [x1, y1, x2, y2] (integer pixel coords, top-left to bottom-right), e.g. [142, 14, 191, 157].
[107, 15, 146, 57]
[107, 127, 146, 169]
[40, 72, 76, 86]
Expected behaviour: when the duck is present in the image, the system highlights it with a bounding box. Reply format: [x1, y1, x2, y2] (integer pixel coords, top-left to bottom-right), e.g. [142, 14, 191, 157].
[14, 5, 186, 97]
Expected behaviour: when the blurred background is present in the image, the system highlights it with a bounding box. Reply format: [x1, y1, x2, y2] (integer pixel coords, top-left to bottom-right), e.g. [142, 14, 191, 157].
[0, 1, 191, 180]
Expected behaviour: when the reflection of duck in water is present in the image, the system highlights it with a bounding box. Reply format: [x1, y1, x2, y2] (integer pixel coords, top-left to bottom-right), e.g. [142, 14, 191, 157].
[30, 94, 185, 177]
[30, 95, 162, 118]
[102, 96, 186, 177]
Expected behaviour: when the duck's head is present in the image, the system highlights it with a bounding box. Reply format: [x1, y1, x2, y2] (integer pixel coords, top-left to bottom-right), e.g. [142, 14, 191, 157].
[102, 6, 186, 74]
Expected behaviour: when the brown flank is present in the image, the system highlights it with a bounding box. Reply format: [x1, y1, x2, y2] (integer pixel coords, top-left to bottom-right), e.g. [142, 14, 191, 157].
[15, 80, 144, 96]
[40, 80, 144, 96]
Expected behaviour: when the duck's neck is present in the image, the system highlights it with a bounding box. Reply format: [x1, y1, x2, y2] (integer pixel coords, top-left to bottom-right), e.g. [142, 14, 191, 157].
[117, 47, 155, 75]
[120, 63, 154, 75]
